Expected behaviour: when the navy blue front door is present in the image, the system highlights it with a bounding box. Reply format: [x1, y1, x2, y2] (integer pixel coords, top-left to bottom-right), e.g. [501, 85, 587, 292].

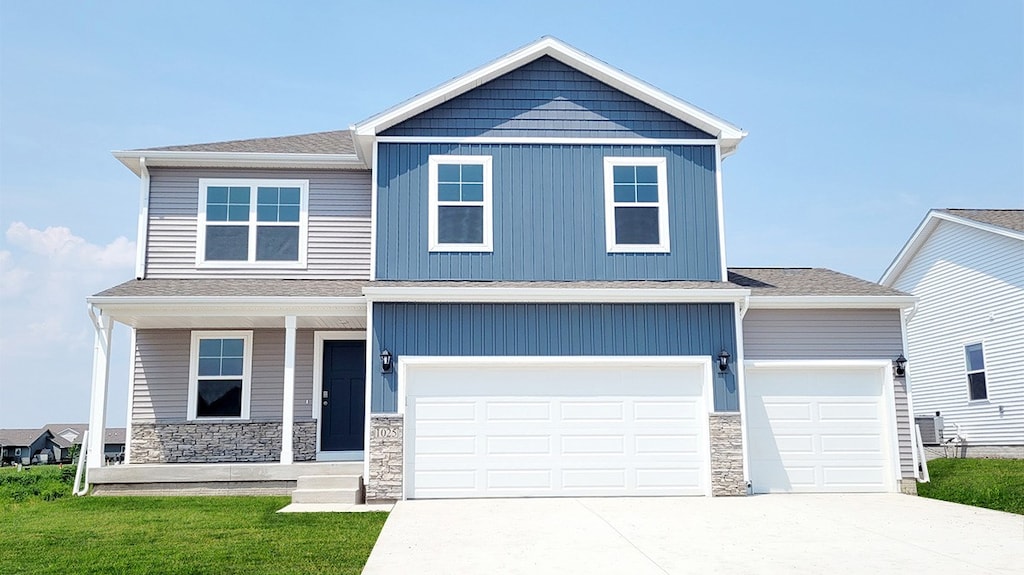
[320, 341, 366, 452]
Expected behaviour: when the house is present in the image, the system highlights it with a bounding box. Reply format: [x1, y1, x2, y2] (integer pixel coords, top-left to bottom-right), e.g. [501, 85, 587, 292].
[45, 424, 127, 463]
[83, 37, 919, 500]
[881, 209, 1024, 458]
[0, 428, 53, 465]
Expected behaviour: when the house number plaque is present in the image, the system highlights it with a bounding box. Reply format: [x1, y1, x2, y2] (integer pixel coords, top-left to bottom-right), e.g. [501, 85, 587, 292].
[372, 427, 399, 439]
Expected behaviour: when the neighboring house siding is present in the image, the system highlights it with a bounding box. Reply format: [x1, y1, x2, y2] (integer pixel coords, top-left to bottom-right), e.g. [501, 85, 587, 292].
[131, 329, 316, 423]
[743, 309, 913, 478]
[376, 143, 721, 280]
[145, 168, 371, 279]
[372, 302, 738, 412]
[381, 56, 714, 139]
[892, 221, 1024, 445]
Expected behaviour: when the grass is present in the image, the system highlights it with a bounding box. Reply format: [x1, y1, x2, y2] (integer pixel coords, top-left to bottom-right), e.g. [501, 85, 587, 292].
[0, 464, 77, 502]
[0, 467, 388, 575]
[918, 457, 1024, 515]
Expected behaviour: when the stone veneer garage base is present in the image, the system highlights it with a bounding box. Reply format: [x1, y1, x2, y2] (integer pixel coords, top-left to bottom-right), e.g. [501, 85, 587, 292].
[129, 421, 317, 463]
[708, 413, 746, 496]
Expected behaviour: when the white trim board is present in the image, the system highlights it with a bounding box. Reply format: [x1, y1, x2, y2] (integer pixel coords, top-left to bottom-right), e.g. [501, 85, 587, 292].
[364, 286, 750, 304]
[112, 150, 367, 176]
[376, 136, 718, 146]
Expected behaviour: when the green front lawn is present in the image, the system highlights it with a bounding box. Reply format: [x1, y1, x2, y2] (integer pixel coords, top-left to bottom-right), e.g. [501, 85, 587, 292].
[0, 467, 388, 575]
[918, 458, 1024, 515]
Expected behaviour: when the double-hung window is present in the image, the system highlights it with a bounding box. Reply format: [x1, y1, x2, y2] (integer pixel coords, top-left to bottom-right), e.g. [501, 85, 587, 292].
[197, 179, 308, 267]
[603, 157, 670, 253]
[964, 343, 988, 401]
[428, 155, 493, 252]
[188, 331, 253, 420]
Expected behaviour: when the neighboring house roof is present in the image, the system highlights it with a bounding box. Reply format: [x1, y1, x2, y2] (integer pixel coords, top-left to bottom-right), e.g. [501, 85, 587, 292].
[880, 208, 1024, 285]
[0, 429, 49, 447]
[351, 36, 747, 161]
[41, 425, 125, 447]
[112, 130, 364, 176]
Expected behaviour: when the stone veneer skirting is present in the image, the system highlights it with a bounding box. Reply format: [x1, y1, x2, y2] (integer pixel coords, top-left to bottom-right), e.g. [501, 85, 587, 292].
[130, 421, 317, 463]
[709, 413, 746, 496]
[366, 414, 404, 502]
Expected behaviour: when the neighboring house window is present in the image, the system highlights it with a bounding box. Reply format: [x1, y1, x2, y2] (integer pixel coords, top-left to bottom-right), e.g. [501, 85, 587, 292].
[428, 155, 493, 252]
[188, 331, 253, 419]
[196, 179, 309, 267]
[603, 157, 670, 253]
[964, 343, 988, 401]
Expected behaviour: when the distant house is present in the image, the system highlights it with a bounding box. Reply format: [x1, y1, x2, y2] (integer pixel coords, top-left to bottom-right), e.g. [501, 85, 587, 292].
[881, 209, 1024, 457]
[0, 429, 53, 465]
[43, 424, 126, 463]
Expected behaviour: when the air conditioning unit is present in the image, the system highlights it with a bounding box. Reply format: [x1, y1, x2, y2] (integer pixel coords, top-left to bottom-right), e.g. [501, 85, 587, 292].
[915, 414, 944, 445]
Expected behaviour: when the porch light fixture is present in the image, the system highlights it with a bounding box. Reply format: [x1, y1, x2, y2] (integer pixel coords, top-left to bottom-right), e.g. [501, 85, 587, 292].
[717, 349, 731, 373]
[893, 354, 907, 378]
[380, 349, 393, 374]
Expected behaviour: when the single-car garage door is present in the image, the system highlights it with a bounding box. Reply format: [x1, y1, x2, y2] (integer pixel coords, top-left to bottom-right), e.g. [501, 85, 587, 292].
[404, 358, 710, 499]
[745, 363, 896, 493]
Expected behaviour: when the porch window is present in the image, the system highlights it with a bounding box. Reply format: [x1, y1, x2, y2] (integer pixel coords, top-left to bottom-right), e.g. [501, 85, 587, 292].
[197, 179, 308, 267]
[603, 157, 670, 253]
[428, 155, 493, 252]
[188, 331, 253, 419]
[965, 343, 987, 401]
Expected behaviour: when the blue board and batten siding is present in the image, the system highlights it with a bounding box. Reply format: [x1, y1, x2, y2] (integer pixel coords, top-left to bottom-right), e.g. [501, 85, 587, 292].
[375, 143, 721, 280]
[381, 56, 714, 139]
[371, 303, 739, 412]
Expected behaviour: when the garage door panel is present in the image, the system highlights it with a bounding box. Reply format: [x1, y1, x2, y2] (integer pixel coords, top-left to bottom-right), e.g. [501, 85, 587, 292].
[406, 361, 708, 498]
[747, 366, 893, 494]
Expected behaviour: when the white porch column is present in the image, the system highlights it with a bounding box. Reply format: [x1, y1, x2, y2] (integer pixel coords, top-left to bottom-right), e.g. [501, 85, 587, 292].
[86, 306, 113, 470]
[281, 315, 297, 464]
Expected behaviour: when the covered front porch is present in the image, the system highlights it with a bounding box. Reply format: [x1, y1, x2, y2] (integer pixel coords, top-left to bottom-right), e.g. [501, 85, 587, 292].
[83, 279, 371, 494]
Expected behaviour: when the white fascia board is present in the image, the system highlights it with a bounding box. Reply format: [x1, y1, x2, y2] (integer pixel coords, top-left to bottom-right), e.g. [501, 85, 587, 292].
[112, 150, 367, 176]
[87, 297, 367, 322]
[748, 295, 918, 309]
[351, 37, 746, 155]
[363, 286, 750, 304]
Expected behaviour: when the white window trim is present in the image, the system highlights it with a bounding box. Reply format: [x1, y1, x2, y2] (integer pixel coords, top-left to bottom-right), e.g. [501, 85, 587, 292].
[427, 155, 493, 252]
[963, 341, 989, 403]
[603, 157, 670, 253]
[196, 178, 309, 269]
[187, 330, 254, 421]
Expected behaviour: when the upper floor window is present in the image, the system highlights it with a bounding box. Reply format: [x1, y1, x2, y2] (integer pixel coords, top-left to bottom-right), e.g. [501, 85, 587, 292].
[603, 157, 670, 253]
[428, 155, 493, 252]
[964, 343, 987, 401]
[197, 179, 309, 267]
[188, 331, 253, 420]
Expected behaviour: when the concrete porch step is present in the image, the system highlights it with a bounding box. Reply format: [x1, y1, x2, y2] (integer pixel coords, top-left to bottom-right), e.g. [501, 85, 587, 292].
[291, 474, 364, 505]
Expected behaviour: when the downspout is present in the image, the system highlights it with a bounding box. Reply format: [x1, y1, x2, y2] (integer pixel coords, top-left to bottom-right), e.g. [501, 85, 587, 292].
[134, 157, 150, 280]
[735, 294, 752, 492]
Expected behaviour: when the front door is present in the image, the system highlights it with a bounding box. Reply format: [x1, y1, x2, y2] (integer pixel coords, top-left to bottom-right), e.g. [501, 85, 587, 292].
[320, 340, 366, 452]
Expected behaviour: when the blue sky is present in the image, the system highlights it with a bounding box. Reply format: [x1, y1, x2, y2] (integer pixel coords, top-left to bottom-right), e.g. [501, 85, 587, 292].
[1, 1, 1021, 428]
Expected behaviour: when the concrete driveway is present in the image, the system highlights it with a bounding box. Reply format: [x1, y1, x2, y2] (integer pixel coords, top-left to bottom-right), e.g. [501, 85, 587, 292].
[362, 494, 1022, 574]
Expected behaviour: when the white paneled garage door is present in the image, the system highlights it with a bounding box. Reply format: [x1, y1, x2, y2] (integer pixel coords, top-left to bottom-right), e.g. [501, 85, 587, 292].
[403, 359, 709, 499]
[745, 363, 895, 493]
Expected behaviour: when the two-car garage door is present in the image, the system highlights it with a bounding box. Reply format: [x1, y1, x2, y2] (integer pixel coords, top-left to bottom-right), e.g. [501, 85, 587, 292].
[745, 363, 896, 493]
[404, 359, 709, 499]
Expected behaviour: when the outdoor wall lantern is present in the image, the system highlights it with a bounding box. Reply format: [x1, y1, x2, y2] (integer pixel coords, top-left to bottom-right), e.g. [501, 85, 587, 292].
[893, 353, 907, 378]
[717, 349, 731, 373]
[380, 349, 393, 374]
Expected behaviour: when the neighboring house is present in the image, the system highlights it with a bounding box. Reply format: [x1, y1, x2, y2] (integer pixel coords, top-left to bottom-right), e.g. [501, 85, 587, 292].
[45, 424, 126, 463]
[84, 37, 919, 499]
[0, 429, 53, 465]
[881, 209, 1024, 457]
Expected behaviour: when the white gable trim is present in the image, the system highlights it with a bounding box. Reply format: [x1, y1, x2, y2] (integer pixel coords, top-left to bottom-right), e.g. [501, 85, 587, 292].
[351, 37, 746, 161]
[880, 210, 1024, 286]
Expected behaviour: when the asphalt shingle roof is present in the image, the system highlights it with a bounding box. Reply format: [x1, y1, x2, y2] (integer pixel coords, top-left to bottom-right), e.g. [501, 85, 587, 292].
[93, 269, 904, 299]
[136, 130, 356, 155]
[941, 209, 1024, 234]
[0, 429, 48, 447]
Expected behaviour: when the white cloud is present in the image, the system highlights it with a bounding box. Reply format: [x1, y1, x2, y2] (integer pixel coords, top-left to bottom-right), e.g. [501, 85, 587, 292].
[0, 223, 135, 428]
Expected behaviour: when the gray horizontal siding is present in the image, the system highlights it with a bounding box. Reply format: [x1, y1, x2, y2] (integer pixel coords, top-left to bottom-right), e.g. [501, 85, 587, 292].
[743, 309, 904, 360]
[376, 143, 721, 280]
[372, 302, 738, 413]
[382, 56, 713, 138]
[145, 167, 371, 279]
[132, 328, 315, 423]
